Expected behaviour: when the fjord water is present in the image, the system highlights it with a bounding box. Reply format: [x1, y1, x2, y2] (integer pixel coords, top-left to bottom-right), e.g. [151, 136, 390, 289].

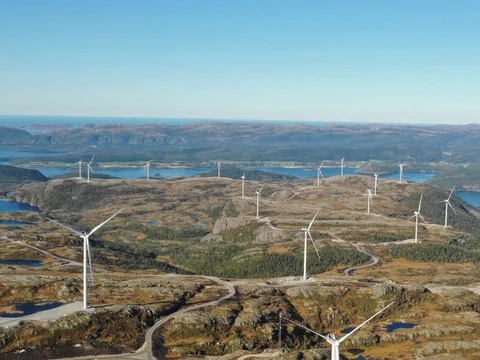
[252, 166, 357, 179]
[0, 200, 39, 212]
[456, 191, 480, 207]
[379, 172, 436, 183]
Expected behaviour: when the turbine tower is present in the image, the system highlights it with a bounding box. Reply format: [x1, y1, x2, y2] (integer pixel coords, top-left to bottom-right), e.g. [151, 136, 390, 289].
[241, 173, 245, 198]
[398, 162, 407, 183]
[145, 162, 150, 180]
[442, 186, 457, 227]
[217, 162, 221, 178]
[317, 160, 325, 187]
[301, 207, 321, 280]
[340, 157, 345, 178]
[78, 159, 83, 179]
[284, 302, 394, 360]
[410, 193, 426, 243]
[255, 187, 263, 219]
[47, 209, 123, 310]
[373, 172, 384, 195]
[87, 156, 95, 183]
[364, 188, 373, 214]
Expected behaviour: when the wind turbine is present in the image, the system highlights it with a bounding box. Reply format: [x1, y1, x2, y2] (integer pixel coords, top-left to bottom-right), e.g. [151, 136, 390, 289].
[284, 302, 394, 360]
[410, 193, 426, 243]
[87, 156, 95, 183]
[301, 207, 321, 280]
[241, 173, 246, 198]
[217, 162, 221, 178]
[255, 187, 263, 219]
[78, 159, 83, 179]
[373, 172, 385, 195]
[47, 209, 123, 310]
[340, 157, 345, 178]
[364, 188, 373, 214]
[442, 186, 457, 227]
[398, 162, 407, 183]
[145, 162, 150, 180]
[317, 160, 325, 187]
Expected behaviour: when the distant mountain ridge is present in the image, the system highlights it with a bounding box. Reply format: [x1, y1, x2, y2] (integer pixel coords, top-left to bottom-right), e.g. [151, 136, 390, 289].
[1, 122, 479, 163]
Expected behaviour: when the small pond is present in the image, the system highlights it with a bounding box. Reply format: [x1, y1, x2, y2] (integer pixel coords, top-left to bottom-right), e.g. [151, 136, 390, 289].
[0, 260, 43, 267]
[0, 302, 62, 318]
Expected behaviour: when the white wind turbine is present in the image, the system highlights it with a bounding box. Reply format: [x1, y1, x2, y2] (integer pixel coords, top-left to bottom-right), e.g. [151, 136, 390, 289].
[398, 162, 407, 183]
[145, 162, 150, 180]
[87, 156, 95, 183]
[301, 207, 321, 280]
[317, 160, 325, 187]
[241, 173, 246, 198]
[47, 209, 123, 310]
[442, 186, 457, 227]
[255, 187, 263, 219]
[78, 159, 83, 179]
[340, 157, 345, 178]
[284, 302, 394, 360]
[217, 162, 221, 178]
[373, 172, 385, 195]
[364, 188, 373, 214]
[410, 193, 426, 243]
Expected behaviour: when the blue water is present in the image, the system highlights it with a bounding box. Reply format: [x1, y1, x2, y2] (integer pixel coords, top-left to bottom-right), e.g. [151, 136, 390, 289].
[341, 322, 416, 334]
[0, 200, 39, 212]
[0, 220, 33, 226]
[0, 260, 43, 267]
[385, 322, 416, 332]
[0, 302, 62, 318]
[379, 172, 436, 183]
[456, 191, 480, 208]
[147, 221, 157, 226]
[251, 167, 357, 179]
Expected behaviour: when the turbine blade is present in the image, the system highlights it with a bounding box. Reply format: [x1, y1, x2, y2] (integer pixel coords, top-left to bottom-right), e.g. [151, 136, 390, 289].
[320, 160, 325, 168]
[89, 165, 95, 175]
[47, 217, 83, 237]
[448, 201, 457, 215]
[88, 209, 124, 237]
[282, 317, 333, 345]
[338, 302, 394, 343]
[447, 186, 456, 201]
[408, 214, 416, 221]
[419, 214, 428, 224]
[86, 238, 94, 285]
[308, 231, 322, 262]
[88, 155, 95, 165]
[418, 193, 423, 212]
[319, 169, 324, 179]
[308, 207, 321, 231]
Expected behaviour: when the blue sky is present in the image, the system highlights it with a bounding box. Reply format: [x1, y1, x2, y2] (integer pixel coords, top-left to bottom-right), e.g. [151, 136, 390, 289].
[1, 0, 479, 124]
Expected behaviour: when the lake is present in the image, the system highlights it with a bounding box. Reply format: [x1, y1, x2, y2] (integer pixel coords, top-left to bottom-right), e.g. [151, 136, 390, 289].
[0, 302, 61, 318]
[0, 260, 43, 267]
[0, 200, 39, 213]
[19, 165, 357, 180]
[251, 167, 357, 179]
[379, 172, 436, 183]
[0, 220, 33, 227]
[456, 191, 480, 208]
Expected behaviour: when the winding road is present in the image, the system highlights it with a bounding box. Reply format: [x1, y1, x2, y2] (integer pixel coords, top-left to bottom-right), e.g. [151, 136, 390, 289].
[1, 236, 236, 360]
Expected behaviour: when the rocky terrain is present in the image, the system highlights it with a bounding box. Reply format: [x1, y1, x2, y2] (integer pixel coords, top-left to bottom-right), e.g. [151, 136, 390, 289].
[1, 175, 480, 359]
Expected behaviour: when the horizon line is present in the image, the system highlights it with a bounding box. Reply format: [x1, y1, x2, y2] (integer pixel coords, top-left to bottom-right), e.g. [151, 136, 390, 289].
[0, 114, 478, 127]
